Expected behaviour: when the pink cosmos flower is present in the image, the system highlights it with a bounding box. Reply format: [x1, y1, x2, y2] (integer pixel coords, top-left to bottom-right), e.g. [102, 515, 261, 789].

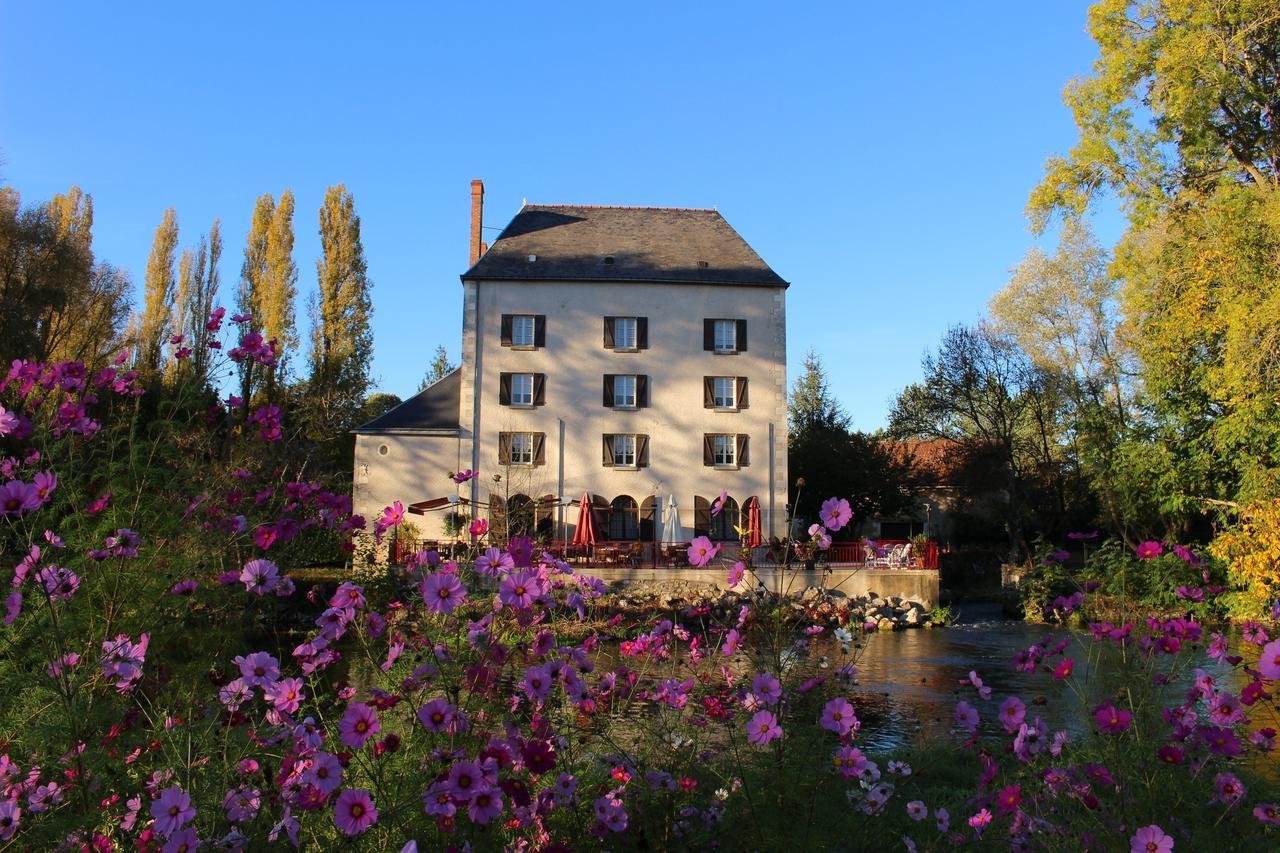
[0, 481, 41, 517]
[967, 808, 992, 831]
[499, 570, 542, 609]
[1257, 638, 1280, 680]
[752, 673, 782, 705]
[333, 788, 377, 836]
[906, 800, 927, 821]
[820, 697, 858, 736]
[162, 827, 197, 852]
[235, 651, 280, 688]
[421, 572, 467, 614]
[711, 489, 729, 516]
[268, 677, 305, 714]
[4, 591, 20, 626]
[0, 800, 19, 841]
[84, 492, 111, 515]
[996, 784, 1021, 815]
[468, 788, 505, 824]
[687, 535, 719, 567]
[1094, 704, 1132, 733]
[523, 664, 554, 704]
[339, 702, 380, 748]
[302, 752, 343, 794]
[1053, 658, 1075, 679]
[32, 470, 56, 504]
[445, 760, 486, 801]
[820, 497, 853, 531]
[967, 670, 991, 699]
[1254, 803, 1280, 826]
[223, 785, 262, 822]
[150, 786, 195, 838]
[451, 469, 475, 484]
[169, 579, 198, 596]
[935, 807, 950, 832]
[1214, 771, 1245, 805]
[239, 559, 280, 595]
[100, 633, 149, 692]
[1130, 824, 1173, 852]
[746, 710, 782, 745]
[833, 746, 869, 778]
[0, 405, 19, 437]
[998, 696, 1026, 733]
[727, 561, 745, 586]
[469, 518, 488, 538]
[417, 698, 457, 732]
[955, 701, 979, 733]
[1135, 540, 1164, 559]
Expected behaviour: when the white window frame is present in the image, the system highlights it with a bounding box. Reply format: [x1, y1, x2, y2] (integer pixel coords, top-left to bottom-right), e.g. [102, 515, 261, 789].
[613, 434, 637, 467]
[509, 433, 534, 465]
[512, 315, 536, 348]
[614, 317, 637, 350]
[713, 433, 736, 466]
[614, 374, 637, 408]
[511, 373, 534, 407]
[713, 319, 737, 353]
[713, 376, 736, 409]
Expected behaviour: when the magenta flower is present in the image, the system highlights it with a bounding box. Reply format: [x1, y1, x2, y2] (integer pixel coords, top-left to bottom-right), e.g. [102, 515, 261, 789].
[1258, 638, 1280, 679]
[967, 670, 991, 699]
[1254, 803, 1280, 826]
[0, 800, 18, 841]
[523, 664, 554, 704]
[100, 633, 149, 692]
[1093, 704, 1132, 733]
[1053, 658, 1075, 680]
[1129, 824, 1173, 852]
[746, 710, 782, 745]
[418, 698, 458, 732]
[339, 702, 380, 748]
[687, 535, 719, 567]
[819, 497, 853, 531]
[450, 468, 475, 484]
[223, 785, 262, 822]
[0, 404, 19, 437]
[906, 800, 927, 821]
[1135, 540, 1164, 559]
[727, 561, 745, 586]
[268, 677, 305, 714]
[445, 760, 486, 801]
[833, 746, 869, 778]
[0, 481, 41, 517]
[469, 518, 488, 538]
[150, 786, 195, 838]
[333, 788, 377, 836]
[998, 696, 1026, 733]
[820, 697, 858, 736]
[239, 559, 280, 595]
[467, 788, 504, 824]
[752, 673, 782, 705]
[32, 470, 56, 504]
[4, 591, 20, 626]
[1214, 771, 1245, 805]
[935, 807, 949, 832]
[955, 701, 979, 733]
[234, 651, 280, 688]
[421, 572, 467, 614]
[303, 752, 344, 793]
[995, 784, 1021, 815]
[711, 489, 729, 516]
[499, 569, 543, 609]
[967, 808, 992, 831]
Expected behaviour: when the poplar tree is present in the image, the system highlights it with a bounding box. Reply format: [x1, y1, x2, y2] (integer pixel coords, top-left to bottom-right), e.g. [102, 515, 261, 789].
[138, 208, 179, 377]
[307, 184, 373, 441]
[261, 191, 297, 386]
[168, 221, 222, 385]
[237, 194, 274, 399]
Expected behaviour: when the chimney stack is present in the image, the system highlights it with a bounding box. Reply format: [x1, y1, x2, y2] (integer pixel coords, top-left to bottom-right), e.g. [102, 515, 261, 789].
[469, 179, 485, 267]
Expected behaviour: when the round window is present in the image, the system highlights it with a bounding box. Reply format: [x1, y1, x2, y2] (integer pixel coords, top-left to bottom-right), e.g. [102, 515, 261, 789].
[378, 444, 389, 456]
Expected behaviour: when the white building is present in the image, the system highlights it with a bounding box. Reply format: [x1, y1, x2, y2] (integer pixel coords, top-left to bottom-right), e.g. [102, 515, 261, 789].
[353, 181, 788, 548]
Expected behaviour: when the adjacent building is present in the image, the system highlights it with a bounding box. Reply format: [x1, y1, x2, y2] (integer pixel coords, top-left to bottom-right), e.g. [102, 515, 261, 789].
[353, 181, 789, 546]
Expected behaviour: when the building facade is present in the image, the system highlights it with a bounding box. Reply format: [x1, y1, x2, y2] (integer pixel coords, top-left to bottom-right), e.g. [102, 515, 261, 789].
[354, 181, 788, 546]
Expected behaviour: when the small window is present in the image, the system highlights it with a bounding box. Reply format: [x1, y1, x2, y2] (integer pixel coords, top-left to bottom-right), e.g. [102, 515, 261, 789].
[713, 377, 735, 408]
[377, 444, 389, 456]
[713, 319, 737, 353]
[510, 433, 534, 465]
[713, 433, 735, 466]
[608, 495, 639, 540]
[511, 373, 534, 406]
[512, 315, 536, 347]
[614, 375, 637, 408]
[603, 256, 615, 265]
[613, 434, 636, 467]
[614, 317, 637, 350]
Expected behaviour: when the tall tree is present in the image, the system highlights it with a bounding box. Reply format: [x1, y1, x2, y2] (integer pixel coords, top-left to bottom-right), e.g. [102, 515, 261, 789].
[237, 194, 275, 399]
[260, 191, 297, 387]
[788, 350, 848, 433]
[419, 344, 456, 391]
[168, 221, 222, 385]
[138, 208, 179, 377]
[307, 184, 374, 443]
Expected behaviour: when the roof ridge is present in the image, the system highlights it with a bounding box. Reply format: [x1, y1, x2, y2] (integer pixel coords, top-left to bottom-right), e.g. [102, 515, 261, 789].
[525, 203, 718, 213]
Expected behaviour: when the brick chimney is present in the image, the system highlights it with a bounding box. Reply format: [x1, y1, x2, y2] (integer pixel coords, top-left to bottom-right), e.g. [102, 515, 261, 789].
[469, 179, 485, 267]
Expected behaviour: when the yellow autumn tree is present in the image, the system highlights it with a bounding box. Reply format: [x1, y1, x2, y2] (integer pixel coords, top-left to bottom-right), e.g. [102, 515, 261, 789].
[1210, 500, 1280, 616]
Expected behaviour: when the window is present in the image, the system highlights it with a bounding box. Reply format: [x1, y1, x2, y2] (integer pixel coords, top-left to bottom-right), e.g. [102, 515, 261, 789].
[713, 320, 736, 353]
[512, 315, 536, 347]
[377, 444, 389, 456]
[608, 495, 640, 540]
[713, 434, 735, 466]
[614, 375, 637, 407]
[713, 377, 735, 408]
[613, 434, 636, 467]
[511, 373, 534, 406]
[614, 317, 637, 350]
[510, 433, 533, 465]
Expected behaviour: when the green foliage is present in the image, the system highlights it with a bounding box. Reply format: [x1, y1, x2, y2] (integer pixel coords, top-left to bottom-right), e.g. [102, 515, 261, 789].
[138, 207, 179, 376]
[420, 343, 457, 391]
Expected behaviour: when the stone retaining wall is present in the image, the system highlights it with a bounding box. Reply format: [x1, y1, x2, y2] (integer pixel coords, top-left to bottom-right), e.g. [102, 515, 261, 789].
[576, 566, 940, 610]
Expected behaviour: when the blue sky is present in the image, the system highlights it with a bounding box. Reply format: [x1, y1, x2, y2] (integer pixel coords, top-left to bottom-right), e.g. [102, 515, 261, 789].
[0, 2, 1116, 431]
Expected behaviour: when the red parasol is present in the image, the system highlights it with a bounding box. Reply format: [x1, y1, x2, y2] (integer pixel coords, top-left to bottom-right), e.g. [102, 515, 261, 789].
[571, 493, 599, 546]
[745, 496, 763, 548]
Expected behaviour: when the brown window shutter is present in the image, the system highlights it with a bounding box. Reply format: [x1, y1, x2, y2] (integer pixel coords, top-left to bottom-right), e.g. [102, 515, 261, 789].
[499, 372, 512, 405]
[534, 315, 546, 347]
[533, 374, 546, 405]
[694, 495, 711, 538]
[736, 433, 750, 466]
[497, 432, 512, 465]
[703, 434, 714, 466]
[533, 432, 546, 466]
[603, 375, 615, 407]
[636, 375, 649, 407]
[636, 434, 649, 467]
[703, 377, 715, 408]
[603, 317, 616, 349]
[736, 376, 749, 409]
[703, 319, 715, 351]
[500, 315, 513, 346]
[602, 435, 615, 466]
[736, 319, 747, 352]
[637, 317, 648, 349]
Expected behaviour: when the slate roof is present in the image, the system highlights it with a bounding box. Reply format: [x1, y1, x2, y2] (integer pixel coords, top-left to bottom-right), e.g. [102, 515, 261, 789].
[354, 368, 461, 433]
[462, 205, 788, 287]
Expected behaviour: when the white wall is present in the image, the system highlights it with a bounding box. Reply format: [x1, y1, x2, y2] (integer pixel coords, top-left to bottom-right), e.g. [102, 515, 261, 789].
[354, 432, 463, 539]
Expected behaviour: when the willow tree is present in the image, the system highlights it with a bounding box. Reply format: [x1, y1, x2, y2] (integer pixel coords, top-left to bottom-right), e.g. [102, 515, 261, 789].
[137, 208, 179, 377]
[306, 184, 373, 445]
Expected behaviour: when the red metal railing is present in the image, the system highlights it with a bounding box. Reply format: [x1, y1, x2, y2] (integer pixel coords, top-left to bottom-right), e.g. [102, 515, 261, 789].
[394, 538, 938, 570]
